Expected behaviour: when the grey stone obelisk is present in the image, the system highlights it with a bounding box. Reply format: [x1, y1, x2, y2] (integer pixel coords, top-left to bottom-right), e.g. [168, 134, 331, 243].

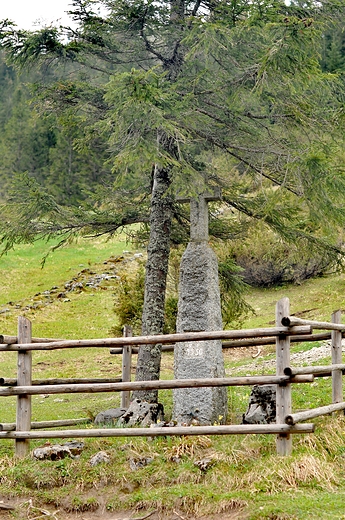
[172, 188, 227, 425]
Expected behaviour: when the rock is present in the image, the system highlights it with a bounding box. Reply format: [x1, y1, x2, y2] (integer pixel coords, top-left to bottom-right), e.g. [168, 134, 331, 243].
[129, 456, 154, 471]
[64, 441, 85, 456]
[94, 407, 127, 425]
[118, 399, 164, 427]
[149, 420, 176, 428]
[0, 501, 15, 511]
[242, 385, 276, 424]
[89, 451, 110, 466]
[194, 458, 215, 471]
[33, 441, 84, 460]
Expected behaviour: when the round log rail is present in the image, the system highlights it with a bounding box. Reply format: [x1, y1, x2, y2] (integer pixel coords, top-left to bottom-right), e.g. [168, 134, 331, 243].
[0, 326, 312, 352]
[222, 332, 332, 348]
[0, 377, 122, 387]
[284, 364, 345, 377]
[0, 374, 314, 397]
[285, 402, 345, 425]
[281, 316, 345, 331]
[110, 332, 331, 354]
[0, 335, 65, 345]
[1, 418, 92, 431]
[2, 331, 328, 353]
[0, 423, 315, 440]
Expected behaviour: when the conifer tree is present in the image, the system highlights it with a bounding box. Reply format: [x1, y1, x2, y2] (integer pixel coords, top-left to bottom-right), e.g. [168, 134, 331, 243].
[1, 0, 345, 403]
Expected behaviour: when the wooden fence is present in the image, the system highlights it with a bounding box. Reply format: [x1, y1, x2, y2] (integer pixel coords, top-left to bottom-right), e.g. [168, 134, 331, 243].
[0, 297, 344, 458]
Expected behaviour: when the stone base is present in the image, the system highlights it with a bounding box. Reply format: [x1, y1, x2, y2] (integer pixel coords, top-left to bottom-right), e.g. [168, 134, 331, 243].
[173, 386, 227, 425]
[118, 399, 164, 427]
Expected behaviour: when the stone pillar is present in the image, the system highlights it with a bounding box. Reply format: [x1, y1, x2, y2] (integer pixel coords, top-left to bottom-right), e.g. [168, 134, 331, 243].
[173, 189, 227, 425]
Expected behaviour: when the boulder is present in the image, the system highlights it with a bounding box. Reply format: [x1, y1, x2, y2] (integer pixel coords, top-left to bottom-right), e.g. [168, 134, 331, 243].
[118, 399, 164, 427]
[94, 407, 127, 426]
[242, 385, 276, 424]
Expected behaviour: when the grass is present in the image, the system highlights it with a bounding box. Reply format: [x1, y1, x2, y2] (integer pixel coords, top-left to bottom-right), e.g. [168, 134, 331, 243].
[242, 274, 345, 329]
[1, 239, 345, 518]
[0, 236, 132, 337]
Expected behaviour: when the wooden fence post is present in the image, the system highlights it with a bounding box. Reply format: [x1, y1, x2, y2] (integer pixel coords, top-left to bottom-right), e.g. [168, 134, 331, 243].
[16, 316, 32, 458]
[276, 298, 292, 456]
[331, 310, 343, 404]
[121, 326, 132, 409]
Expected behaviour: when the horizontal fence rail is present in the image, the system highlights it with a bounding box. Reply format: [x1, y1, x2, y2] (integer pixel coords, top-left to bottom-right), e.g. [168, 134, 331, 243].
[0, 326, 312, 351]
[0, 375, 314, 397]
[110, 332, 335, 354]
[1, 418, 92, 432]
[0, 423, 315, 440]
[1, 299, 344, 458]
[285, 402, 345, 425]
[0, 377, 122, 387]
[2, 332, 335, 353]
[284, 364, 345, 377]
[281, 316, 345, 331]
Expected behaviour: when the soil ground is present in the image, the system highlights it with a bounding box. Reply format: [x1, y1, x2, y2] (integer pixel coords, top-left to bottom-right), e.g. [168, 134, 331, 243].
[0, 501, 247, 520]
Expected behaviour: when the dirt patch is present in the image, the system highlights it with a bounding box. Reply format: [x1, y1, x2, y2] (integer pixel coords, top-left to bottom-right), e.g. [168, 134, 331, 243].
[230, 341, 344, 375]
[0, 496, 249, 520]
[0, 509, 248, 520]
[0, 502, 249, 520]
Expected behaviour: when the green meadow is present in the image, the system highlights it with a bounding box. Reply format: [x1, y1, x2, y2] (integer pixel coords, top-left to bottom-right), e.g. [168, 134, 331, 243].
[0, 239, 345, 519]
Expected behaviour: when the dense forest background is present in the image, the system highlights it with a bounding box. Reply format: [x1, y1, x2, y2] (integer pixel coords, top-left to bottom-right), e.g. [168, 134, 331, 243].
[0, 50, 113, 204]
[0, 17, 344, 206]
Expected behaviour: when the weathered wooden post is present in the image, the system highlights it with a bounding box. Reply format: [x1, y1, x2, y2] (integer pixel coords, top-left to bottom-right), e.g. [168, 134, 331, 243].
[16, 316, 32, 458]
[331, 310, 343, 404]
[121, 326, 132, 409]
[276, 298, 292, 455]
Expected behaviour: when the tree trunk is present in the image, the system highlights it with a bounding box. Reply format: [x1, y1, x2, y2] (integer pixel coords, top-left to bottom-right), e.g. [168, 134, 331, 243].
[132, 0, 188, 403]
[133, 162, 173, 402]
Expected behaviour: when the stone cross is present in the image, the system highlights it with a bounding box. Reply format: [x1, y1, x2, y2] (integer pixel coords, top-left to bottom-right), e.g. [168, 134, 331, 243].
[177, 186, 222, 242]
[173, 185, 227, 425]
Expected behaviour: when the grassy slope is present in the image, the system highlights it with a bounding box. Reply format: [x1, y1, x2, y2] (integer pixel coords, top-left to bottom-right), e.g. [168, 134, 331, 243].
[1, 240, 345, 519]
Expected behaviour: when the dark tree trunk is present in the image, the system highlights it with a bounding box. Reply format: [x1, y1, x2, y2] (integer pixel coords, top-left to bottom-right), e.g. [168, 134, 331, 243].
[132, 0, 194, 404]
[132, 162, 173, 402]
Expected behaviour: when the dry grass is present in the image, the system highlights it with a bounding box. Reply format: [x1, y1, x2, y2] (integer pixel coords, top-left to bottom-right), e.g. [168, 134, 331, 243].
[164, 436, 213, 461]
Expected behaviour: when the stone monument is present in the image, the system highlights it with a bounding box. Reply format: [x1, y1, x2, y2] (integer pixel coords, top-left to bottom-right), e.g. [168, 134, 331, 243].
[172, 187, 228, 425]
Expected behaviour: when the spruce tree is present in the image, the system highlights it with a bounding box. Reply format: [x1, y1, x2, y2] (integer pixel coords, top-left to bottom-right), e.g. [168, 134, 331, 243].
[1, 0, 345, 403]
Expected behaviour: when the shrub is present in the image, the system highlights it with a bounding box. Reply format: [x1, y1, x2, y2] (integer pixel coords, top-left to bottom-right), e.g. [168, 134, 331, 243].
[227, 224, 341, 288]
[111, 264, 145, 336]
